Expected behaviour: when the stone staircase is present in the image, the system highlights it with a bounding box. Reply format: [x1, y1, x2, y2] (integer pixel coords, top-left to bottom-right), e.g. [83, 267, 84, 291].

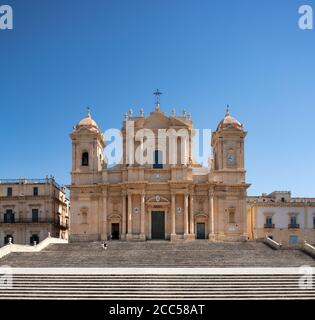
[0, 241, 314, 299]
[0, 241, 314, 267]
[0, 273, 314, 299]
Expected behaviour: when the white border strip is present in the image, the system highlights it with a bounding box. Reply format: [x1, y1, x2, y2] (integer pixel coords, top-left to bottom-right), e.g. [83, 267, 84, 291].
[6, 267, 315, 275]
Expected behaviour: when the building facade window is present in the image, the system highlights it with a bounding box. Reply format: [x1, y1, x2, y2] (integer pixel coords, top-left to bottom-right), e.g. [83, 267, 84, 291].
[266, 216, 272, 225]
[4, 235, 13, 244]
[30, 234, 39, 245]
[81, 152, 89, 166]
[153, 150, 163, 169]
[289, 235, 298, 245]
[32, 209, 39, 222]
[7, 187, 12, 197]
[4, 209, 14, 223]
[33, 187, 38, 196]
[264, 216, 274, 228]
[289, 215, 299, 228]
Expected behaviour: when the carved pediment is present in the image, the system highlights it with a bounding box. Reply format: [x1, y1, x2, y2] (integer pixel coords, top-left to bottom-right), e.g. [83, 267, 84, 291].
[146, 195, 170, 203]
[108, 213, 121, 220]
[143, 112, 172, 129]
[142, 111, 190, 130]
[169, 117, 190, 127]
[80, 206, 89, 211]
[194, 212, 208, 218]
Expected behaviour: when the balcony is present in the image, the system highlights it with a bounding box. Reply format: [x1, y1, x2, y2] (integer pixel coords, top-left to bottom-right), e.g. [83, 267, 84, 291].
[264, 224, 275, 229]
[1, 218, 55, 224]
[0, 218, 69, 229]
[288, 223, 300, 229]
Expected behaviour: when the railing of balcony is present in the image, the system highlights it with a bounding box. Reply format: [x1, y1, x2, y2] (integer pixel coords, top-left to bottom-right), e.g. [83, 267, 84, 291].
[288, 223, 300, 229]
[1, 218, 56, 224]
[264, 224, 275, 229]
[1, 214, 69, 229]
[0, 178, 62, 190]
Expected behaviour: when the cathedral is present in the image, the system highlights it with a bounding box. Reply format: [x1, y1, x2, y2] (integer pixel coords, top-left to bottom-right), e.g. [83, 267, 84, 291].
[69, 99, 249, 242]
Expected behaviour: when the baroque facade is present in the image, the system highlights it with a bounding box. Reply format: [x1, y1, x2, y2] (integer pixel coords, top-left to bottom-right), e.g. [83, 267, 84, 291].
[69, 103, 249, 242]
[0, 177, 69, 246]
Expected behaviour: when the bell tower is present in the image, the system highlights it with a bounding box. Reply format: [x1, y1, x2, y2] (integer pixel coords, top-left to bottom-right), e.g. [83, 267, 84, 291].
[211, 106, 246, 184]
[210, 107, 250, 241]
[70, 110, 104, 185]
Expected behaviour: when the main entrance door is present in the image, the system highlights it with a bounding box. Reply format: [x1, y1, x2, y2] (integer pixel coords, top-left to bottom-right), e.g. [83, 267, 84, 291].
[151, 211, 165, 239]
[111, 223, 120, 240]
[196, 223, 205, 239]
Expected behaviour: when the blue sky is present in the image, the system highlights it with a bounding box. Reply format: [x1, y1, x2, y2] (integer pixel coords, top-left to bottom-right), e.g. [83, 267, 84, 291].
[0, 0, 314, 196]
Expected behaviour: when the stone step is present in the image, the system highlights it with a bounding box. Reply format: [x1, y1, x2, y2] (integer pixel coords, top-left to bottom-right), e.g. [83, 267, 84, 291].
[1, 273, 314, 299]
[1, 240, 314, 268]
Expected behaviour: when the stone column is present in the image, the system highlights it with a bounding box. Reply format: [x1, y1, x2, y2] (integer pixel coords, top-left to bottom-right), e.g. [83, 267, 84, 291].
[189, 194, 195, 235]
[184, 193, 189, 236]
[208, 191, 215, 241]
[140, 192, 146, 240]
[101, 191, 108, 240]
[126, 192, 133, 240]
[170, 194, 176, 241]
[304, 207, 308, 229]
[121, 191, 127, 240]
[148, 209, 152, 239]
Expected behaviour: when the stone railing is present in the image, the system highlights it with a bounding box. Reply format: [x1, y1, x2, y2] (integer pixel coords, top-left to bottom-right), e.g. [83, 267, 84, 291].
[0, 234, 68, 259]
[301, 241, 315, 258]
[263, 236, 282, 250]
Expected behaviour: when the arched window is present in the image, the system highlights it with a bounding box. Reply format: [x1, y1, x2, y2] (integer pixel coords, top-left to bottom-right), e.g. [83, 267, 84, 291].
[153, 150, 163, 169]
[81, 152, 89, 166]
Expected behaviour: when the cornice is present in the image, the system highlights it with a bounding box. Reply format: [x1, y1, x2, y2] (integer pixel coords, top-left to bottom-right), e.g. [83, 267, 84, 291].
[248, 202, 315, 208]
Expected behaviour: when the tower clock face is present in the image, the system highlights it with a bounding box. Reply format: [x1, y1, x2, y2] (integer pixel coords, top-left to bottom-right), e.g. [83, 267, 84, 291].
[227, 154, 235, 165]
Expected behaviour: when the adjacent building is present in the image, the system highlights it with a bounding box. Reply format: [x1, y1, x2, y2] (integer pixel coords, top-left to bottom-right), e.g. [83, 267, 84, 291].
[0, 177, 69, 246]
[247, 191, 315, 245]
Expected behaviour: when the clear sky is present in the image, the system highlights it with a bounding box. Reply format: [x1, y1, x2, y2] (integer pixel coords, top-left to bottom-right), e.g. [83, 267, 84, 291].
[0, 0, 314, 196]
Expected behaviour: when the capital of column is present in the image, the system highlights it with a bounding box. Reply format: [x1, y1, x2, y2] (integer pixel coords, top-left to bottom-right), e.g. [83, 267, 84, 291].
[208, 189, 214, 198]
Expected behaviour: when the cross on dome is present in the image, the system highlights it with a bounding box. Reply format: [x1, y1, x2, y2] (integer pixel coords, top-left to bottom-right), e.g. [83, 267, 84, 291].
[226, 104, 230, 116]
[154, 89, 162, 111]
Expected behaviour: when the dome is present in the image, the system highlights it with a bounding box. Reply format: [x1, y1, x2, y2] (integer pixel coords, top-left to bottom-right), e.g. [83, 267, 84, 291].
[217, 107, 243, 131]
[77, 111, 99, 129]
